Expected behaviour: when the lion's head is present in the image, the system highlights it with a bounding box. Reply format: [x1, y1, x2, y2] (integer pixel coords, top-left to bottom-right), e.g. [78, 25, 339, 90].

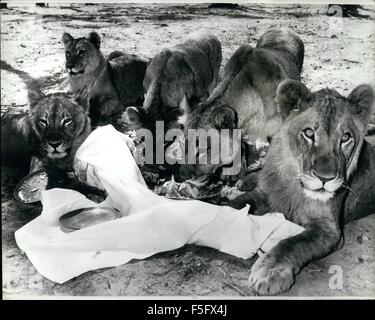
[29, 90, 91, 169]
[177, 99, 242, 180]
[268, 79, 375, 202]
[62, 31, 105, 88]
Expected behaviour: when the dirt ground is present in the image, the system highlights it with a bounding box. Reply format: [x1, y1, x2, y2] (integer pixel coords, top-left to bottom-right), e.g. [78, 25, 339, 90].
[1, 3, 375, 298]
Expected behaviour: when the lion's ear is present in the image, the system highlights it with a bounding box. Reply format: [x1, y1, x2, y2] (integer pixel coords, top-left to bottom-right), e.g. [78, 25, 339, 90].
[86, 32, 101, 49]
[62, 32, 73, 46]
[126, 106, 144, 129]
[347, 84, 375, 126]
[28, 89, 45, 111]
[73, 94, 90, 114]
[276, 79, 312, 119]
[179, 95, 202, 113]
[179, 95, 190, 113]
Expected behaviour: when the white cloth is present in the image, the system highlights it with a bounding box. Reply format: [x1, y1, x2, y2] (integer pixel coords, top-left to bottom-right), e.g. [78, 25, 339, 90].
[15, 125, 304, 284]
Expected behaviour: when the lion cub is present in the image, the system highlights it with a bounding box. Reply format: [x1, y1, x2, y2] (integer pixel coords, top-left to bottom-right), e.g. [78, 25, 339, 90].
[62, 31, 148, 128]
[1, 60, 91, 173]
[230, 80, 375, 295]
[125, 31, 222, 133]
[1, 91, 91, 174]
[178, 29, 304, 180]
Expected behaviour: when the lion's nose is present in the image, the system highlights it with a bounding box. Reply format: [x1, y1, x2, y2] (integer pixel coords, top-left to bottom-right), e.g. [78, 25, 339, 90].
[313, 171, 336, 184]
[49, 141, 62, 149]
[66, 62, 74, 69]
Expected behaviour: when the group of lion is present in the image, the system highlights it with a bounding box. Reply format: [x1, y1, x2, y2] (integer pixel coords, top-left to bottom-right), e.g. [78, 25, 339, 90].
[1, 28, 374, 295]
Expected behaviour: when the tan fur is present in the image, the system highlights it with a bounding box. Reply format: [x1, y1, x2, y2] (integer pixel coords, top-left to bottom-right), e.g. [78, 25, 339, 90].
[231, 81, 375, 295]
[178, 29, 304, 179]
[126, 32, 222, 132]
[62, 32, 148, 127]
[200, 29, 303, 142]
[1, 92, 91, 173]
[0, 61, 91, 172]
[29, 92, 91, 172]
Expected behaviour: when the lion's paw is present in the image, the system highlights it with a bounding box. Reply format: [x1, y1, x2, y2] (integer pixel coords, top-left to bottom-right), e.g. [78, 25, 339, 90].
[249, 255, 295, 296]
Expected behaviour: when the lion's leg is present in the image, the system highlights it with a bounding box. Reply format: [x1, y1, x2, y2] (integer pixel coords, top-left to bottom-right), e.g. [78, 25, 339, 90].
[210, 50, 222, 93]
[249, 221, 341, 295]
[228, 188, 270, 215]
[235, 171, 259, 191]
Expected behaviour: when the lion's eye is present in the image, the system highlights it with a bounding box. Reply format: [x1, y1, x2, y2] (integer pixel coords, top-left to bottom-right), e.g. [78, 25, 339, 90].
[39, 118, 48, 127]
[303, 128, 314, 140]
[62, 119, 73, 127]
[341, 132, 351, 144]
[77, 49, 85, 56]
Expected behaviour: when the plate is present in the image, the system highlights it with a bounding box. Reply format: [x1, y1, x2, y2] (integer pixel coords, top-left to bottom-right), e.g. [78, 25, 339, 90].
[14, 169, 49, 204]
[13, 168, 69, 204]
[59, 207, 122, 233]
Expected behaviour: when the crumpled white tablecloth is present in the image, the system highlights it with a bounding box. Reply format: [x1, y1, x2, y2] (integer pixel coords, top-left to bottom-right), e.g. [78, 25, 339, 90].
[15, 125, 304, 284]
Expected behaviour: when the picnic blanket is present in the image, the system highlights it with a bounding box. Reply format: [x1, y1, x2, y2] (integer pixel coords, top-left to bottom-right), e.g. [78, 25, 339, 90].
[15, 125, 304, 284]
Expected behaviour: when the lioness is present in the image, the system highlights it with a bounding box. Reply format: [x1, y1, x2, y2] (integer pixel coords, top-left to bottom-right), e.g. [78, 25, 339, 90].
[62, 31, 148, 127]
[229, 80, 375, 295]
[125, 32, 222, 133]
[177, 29, 304, 180]
[1, 91, 91, 174]
[1, 60, 91, 173]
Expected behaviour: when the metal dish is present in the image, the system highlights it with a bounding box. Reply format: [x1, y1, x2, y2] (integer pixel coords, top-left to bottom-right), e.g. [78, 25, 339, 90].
[14, 169, 49, 204]
[13, 168, 69, 204]
[59, 207, 122, 233]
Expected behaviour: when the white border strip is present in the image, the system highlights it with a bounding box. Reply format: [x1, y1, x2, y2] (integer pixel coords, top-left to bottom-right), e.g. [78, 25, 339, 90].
[2, 1, 375, 6]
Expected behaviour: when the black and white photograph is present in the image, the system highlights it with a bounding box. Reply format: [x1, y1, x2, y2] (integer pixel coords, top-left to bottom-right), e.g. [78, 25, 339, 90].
[1, 0, 374, 300]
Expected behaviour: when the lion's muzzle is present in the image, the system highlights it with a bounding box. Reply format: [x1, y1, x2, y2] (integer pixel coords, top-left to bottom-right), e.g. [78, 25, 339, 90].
[298, 172, 344, 201]
[67, 67, 84, 76]
[46, 140, 69, 159]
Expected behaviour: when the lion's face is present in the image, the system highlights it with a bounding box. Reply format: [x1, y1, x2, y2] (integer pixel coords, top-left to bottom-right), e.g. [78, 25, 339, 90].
[275, 80, 375, 202]
[62, 32, 103, 79]
[177, 101, 241, 180]
[30, 93, 90, 163]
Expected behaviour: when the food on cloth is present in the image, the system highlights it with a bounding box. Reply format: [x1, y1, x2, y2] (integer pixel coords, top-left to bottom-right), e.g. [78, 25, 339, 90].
[59, 207, 123, 233]
[124, 130, 148, 167]
[165, 135, 185, 163]
[125, 130, 246, 202]
[154, 175, 244, 201]
[220, 185, 246, 201]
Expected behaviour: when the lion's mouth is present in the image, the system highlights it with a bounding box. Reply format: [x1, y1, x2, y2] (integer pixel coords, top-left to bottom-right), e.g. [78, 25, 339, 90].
[68, 68, 84, 76]
[301, 186, 334, 202]
[48, 151, 68, 159]
[298, 172, 344, 202]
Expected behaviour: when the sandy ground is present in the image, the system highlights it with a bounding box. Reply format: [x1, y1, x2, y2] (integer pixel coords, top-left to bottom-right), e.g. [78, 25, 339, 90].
[1, 3, 375, 298]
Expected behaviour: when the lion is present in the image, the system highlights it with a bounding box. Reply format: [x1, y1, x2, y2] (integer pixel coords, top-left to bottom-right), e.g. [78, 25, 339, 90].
[62, 31, 148, 128]
[177, 29, 304, 180]
[228, 79, 375, 295]
[1, 91, 91, 174]
[124, 31, 222, 133]
[1, 60, 92, 173]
